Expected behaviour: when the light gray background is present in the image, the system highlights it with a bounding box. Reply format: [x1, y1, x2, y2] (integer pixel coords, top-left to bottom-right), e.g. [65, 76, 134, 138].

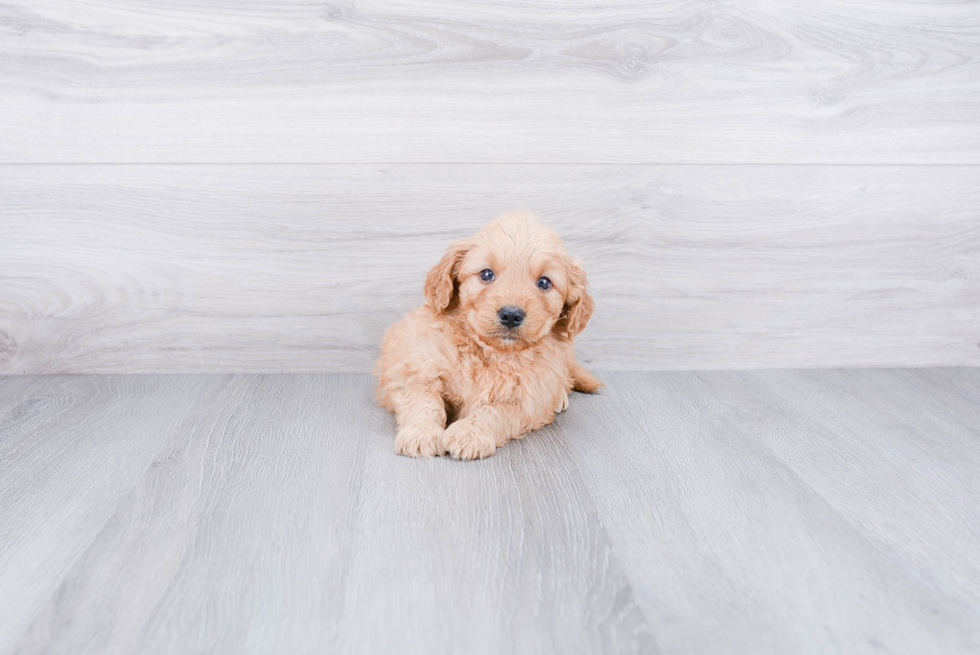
[2, 0, 978, 373]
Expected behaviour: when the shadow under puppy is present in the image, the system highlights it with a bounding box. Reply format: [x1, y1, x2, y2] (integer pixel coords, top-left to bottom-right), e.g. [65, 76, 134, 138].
[374, 209, 601, 460]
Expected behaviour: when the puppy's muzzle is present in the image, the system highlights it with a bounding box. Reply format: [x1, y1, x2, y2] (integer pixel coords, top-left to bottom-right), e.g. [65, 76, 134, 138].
[498, 306, 525, 329]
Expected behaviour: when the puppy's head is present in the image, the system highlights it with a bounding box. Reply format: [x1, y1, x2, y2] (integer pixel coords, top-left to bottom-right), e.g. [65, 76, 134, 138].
[424, 210, 593, 352]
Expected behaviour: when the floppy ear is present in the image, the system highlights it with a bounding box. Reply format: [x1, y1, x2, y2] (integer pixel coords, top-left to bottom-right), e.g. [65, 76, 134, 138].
[554, 257, 594, 339]
[424, 239, 469, 313]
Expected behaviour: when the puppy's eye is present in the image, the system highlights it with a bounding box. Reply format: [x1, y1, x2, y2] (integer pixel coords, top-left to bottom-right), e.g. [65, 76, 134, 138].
[537, 276, 552, 291]
[479, 268, 495, 282]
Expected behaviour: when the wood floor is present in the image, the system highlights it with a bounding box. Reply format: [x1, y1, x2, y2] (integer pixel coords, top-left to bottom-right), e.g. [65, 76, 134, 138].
[1, 369, 977, 654]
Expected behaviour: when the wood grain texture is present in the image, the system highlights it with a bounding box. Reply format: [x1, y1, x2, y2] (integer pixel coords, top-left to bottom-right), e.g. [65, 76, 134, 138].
[10, 375, 372, 654]
[558, 370, 980, 654]
[0, 375, 223, 649]
[2, 374, 654, 655]
[911, 366, 980, 411]
[1, 164, 977, 374]
[2, 370, 978, 653]
[337, 403, 654, 654]
[1, 0, 979, 163]
[748, 368, 980, 613]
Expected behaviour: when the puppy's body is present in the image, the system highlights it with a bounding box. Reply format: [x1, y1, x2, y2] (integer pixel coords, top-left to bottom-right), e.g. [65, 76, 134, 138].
[374, 210, 601, 459]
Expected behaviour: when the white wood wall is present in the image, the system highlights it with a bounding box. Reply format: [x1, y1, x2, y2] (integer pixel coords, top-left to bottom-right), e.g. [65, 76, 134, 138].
[1, 0, 978, 373]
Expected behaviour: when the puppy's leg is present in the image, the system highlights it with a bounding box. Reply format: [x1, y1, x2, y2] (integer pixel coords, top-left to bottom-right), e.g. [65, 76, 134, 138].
[444, 404, 525, 460]
[389, 387, 446, 458]
[555, 388, 570, 413]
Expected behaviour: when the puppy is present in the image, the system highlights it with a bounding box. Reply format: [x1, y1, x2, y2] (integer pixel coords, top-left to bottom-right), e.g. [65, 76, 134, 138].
[373, 209, 602, 460]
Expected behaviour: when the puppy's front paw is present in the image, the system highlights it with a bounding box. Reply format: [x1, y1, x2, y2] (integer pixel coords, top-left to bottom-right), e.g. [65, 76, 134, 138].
[443, 419, 496, 460]
[555, 389, 570, 414]
[395, 424, 445, 458]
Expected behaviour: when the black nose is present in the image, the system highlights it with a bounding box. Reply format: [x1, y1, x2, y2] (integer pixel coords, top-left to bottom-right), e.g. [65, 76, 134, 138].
[498, 306, 525, 329]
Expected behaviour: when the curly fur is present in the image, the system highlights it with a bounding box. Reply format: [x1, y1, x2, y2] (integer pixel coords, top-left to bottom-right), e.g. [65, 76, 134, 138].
[373, 209, 602, 460]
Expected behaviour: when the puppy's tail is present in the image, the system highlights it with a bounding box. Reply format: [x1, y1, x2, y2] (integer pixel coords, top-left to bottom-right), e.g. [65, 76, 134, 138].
[571, 361, 603, 393]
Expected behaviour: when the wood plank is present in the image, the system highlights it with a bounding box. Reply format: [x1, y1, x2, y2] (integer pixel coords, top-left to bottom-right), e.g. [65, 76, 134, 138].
[905, 366, 980, 413]
[337, 390, 654, 655]
[9, 374, 371, 654]
[1, 164, 978, 374]
[2, 0, 979, 163]
[0, 376, 52, 416]
[0, 374, 223, 649]
[558, 370, 980, 654]
[721, 369, 980, 615]
[4, 374, 654, 654]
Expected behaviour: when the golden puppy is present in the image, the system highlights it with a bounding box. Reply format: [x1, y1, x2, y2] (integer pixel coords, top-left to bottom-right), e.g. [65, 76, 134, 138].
[373, 209, 601, 460]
